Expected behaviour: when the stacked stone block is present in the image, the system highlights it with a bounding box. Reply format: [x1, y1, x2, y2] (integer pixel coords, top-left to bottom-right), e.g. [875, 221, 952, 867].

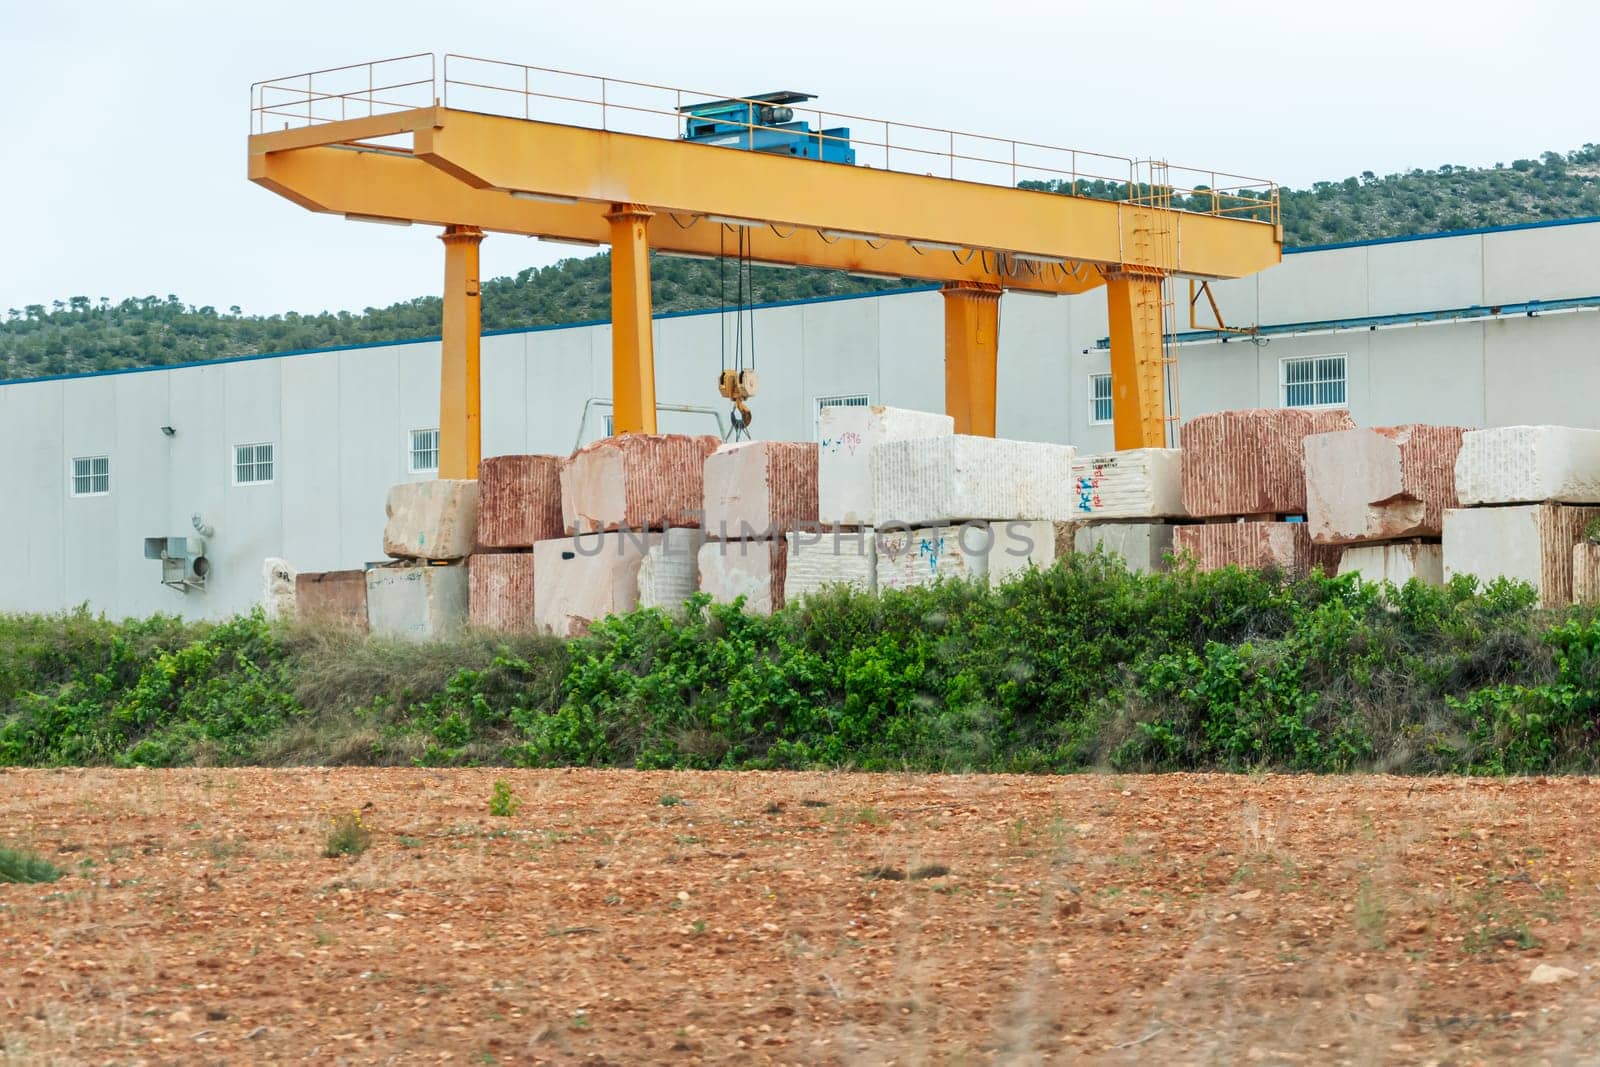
[468, 455, 565, 631]
[1068, 448, 1188, 574]
[374, 479, 479, 636]
[698, 441, 819, 615]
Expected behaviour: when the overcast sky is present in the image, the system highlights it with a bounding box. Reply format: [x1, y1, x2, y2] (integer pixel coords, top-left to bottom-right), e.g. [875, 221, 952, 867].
[3, 0, 1596, 317]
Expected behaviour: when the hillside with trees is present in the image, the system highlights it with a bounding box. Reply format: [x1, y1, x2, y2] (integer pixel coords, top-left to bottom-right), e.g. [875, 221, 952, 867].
[5, 145, 1600, 381]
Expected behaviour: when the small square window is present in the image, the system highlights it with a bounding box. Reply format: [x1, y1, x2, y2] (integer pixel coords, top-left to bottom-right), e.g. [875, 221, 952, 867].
[71, 455, 110, 497]
[1281, 355, 1347, 409]
[234, 442, 275, 485]
[603, 414, 615, 437]
[1088, 373, 1113, 425]
[409, 428, 440, 474]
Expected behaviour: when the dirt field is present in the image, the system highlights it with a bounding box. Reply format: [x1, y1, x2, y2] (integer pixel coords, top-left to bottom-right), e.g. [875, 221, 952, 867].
[4, 769, 1600, 1064]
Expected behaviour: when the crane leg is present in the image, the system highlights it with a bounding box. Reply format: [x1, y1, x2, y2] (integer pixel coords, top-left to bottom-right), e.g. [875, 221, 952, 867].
[941, 281, 1002, 436]
[439, 224, 484, 479]
[607, 203, 659, 435]
[1104, 271, 1168, 450]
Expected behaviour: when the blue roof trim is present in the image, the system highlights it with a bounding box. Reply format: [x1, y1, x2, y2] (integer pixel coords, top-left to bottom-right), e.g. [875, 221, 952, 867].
[1286, 214, 1600, 255]
[0, 283, 942, 388]
[1092, 294, 1600, 349]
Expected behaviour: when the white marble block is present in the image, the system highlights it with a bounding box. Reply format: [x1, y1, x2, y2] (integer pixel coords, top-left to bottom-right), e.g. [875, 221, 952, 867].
[1074, 522, 1177, 574]
[636, 528, 706, 611]
[871, 436, 1079, 526]
[782, 529, 878, 601]
[1337, 542, 1444, 586]
[1443, 503, 1600, 608]
[817, 405, 954, 526]
[698, 539, 787, 615]
[1069, 449, 1186, 520]
[1455, 426, 1600, 506]
[366, 564, 469, 641]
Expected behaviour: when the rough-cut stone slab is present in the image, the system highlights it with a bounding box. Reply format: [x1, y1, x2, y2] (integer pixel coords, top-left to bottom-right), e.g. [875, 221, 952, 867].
[561, 434, 721, 535]
[637, 529, 706, 611]
[871, 436, 1079, 526]
[1074, 522, 1178, 574]
[873, 520, 1061, 591]
[783, 529, 877, 601]
[366, 564, 468, 641]
[698, 539, 788, 615]
[1180, 408, 1355, 518]
[478, 455, 564, 548]
[384, 480, 480, 560]
[1172, 522, 1342, 578]
[1443, 504, 1600, 608]
[1070, 449, 1186, 520]
[818, 405, 954, 526]
[532, 531, 663, 637]
[1337, 542, 1443, 586]
[468, 552, 535, 632]
[1304, 425, 1465, 545]
[1574, 543, 1600, 606]
[1455, 426, 1600, 506]
[703, 441, 819, 538]
[295, 570, 369, 630]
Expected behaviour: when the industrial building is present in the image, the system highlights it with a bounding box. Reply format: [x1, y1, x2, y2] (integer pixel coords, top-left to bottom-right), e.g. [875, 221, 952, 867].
[5, 214, 1600, 620]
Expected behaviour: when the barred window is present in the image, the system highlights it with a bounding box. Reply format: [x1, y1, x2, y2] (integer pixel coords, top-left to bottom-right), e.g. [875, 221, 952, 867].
[814, 393, 871, 439]
[409, 428, 440, 473]
[234, 442, 275, 485]
[1281, 355, 1347, 409]
[71, 455, 109, 497]
[1088, 373, 1113, 424]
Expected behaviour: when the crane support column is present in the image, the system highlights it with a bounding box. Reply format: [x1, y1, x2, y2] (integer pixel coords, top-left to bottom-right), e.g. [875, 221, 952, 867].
[439, 224, 485, 479]
[606, 203, 659, 435]
[941, 281, 1003, 436]
[1104, 270, 1168, 450]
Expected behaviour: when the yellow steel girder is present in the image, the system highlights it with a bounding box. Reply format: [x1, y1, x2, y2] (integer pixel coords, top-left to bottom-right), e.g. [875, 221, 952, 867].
[438, 225, 484, 479]
[1104, 272, 1169, 450]
[247, 145, 1106, 295]
[941, 283, 1002, 437]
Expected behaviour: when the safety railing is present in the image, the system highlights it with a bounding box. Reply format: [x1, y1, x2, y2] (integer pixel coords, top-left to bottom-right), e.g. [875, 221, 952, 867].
[250, 54, 436, 134]
[250, 53, 1278, 225]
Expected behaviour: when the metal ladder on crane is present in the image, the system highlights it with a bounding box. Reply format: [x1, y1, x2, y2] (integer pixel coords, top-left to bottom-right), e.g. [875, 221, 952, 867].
[1125, 162, 1183, 448]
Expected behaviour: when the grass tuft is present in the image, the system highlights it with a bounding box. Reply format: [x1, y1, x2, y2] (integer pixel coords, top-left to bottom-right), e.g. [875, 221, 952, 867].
[0, 846, 62, 883]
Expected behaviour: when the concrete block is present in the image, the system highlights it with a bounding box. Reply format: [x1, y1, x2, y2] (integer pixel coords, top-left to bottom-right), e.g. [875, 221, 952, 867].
[478, 455, 565, 548]
[1337, 542, 1444, 586]
[468, 552, 535, 632]
[366, 564, 468, 641]
[1181, 408, 1355, 518]
[1070, 449, 1186, 520]
[1305, 425, 1465, 544]
[561, 434, 720, 534]
[871, 436, 1079, 525]
[817, 405, 954, 526]
[783, 529, 878, 601]
[637, 528, 706, 611]
[698, 539, 788, 615]
[1074, 522, 1178, 574]
[532, 531, 663, 637]
[383, 479, 480, 560]
[1443, 504, 1600, 608]
[703, 440, 818, 538]
[294, 570, 369, 630]
[1172, 521, 1342, 578]
[1455, 426, 1600, 506]
[1574, 543, 1600, 606]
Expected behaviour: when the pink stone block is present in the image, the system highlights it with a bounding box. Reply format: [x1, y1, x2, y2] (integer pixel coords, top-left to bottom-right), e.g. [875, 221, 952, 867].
[1173, 522, 1342, 578]
[702, 441, 819, 539]
[468, 552, 535, 632]
[1304, 426, 1465, 545]
[478, 455, 565, 549]
[532, 531, 663, 637]
[560, 434, 721, 535]
[1180, 408, 1355, 518]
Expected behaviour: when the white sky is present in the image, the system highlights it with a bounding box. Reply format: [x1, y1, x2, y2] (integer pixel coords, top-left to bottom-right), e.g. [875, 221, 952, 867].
[2, 0, 1596, 317]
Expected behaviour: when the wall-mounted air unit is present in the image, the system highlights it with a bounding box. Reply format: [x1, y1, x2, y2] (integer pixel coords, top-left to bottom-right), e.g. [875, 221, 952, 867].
[143, 536, 209, 592]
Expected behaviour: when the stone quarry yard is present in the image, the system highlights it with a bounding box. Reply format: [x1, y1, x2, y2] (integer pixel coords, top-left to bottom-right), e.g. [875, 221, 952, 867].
[5, 770, 1600, 1063]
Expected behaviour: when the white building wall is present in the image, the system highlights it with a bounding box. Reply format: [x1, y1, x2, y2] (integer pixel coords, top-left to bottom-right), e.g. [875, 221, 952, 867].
[10, 219, 1600, 620]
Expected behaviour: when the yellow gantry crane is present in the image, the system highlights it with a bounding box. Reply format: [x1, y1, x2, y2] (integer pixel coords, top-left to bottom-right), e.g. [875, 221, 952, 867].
[248, 55, 1281, 478]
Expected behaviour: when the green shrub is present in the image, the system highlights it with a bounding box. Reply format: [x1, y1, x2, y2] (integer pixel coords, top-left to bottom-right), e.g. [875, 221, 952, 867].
[489, 779, 520, 817]
[0, 846, 62, 883]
